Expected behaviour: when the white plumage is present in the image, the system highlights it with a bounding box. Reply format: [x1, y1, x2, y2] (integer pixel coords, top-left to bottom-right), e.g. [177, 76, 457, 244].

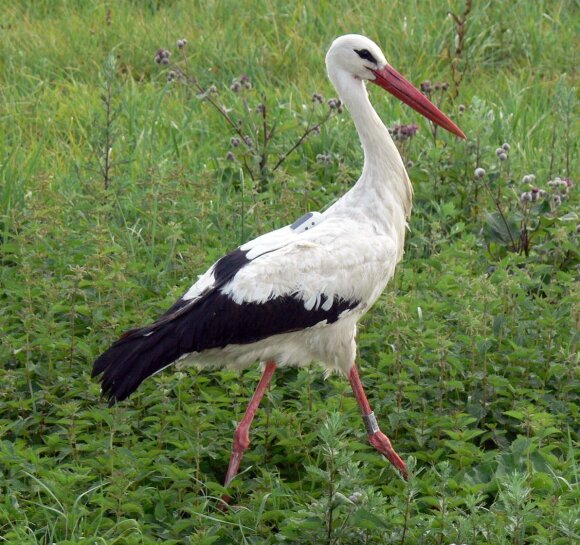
[176, 35, 413, 375]
[93, 34, 465, 489]
[184, 216, 398, 373]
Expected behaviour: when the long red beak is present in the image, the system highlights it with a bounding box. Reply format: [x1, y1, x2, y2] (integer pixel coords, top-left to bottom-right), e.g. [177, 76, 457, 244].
[371, 65, 466, 139]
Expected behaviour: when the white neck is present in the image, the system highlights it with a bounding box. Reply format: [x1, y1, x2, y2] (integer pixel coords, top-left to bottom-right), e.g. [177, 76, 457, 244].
[329, 70, 413, 236]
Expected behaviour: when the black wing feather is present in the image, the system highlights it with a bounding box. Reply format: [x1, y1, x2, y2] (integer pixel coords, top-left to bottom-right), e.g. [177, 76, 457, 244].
[92, 248, 359, 404]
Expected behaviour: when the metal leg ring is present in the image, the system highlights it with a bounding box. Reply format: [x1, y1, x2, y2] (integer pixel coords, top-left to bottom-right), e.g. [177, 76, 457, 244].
[362, 411, 380, 435]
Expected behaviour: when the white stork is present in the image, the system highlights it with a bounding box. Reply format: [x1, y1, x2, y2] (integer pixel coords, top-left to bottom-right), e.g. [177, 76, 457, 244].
[93, 35, 465, 491]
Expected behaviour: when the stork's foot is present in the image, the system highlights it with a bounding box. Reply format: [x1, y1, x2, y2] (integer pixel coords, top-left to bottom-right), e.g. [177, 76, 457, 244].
[348, 365, 407, 479]
[368, 430, 407, 479]
[220, 429, 250, 507]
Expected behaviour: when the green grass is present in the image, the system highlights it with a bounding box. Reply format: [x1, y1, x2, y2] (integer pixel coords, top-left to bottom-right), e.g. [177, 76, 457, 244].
[1, 1, 578, 543]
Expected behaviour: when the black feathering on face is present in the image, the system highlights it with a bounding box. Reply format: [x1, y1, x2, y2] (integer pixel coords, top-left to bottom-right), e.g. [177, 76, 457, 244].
[355, 48, 377, 64]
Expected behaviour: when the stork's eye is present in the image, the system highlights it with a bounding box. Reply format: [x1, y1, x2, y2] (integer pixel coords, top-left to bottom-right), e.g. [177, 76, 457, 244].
[355, 49, 377, 64]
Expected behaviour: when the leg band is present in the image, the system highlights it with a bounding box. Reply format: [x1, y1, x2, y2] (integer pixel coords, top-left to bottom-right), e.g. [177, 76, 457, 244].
[362, 411, 380, 435]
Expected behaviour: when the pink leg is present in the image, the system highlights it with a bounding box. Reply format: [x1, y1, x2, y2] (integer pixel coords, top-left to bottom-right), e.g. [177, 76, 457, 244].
[223, 361, 277, 491]
[348, 365, 407, 479]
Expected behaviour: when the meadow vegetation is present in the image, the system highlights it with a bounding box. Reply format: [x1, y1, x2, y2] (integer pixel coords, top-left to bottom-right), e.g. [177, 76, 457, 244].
[0, 1, 578, 543]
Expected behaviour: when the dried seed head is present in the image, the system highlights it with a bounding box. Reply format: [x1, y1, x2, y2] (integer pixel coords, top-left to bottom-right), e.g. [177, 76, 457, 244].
[458, 104, 466, 113]
[243, 135, 253, 147]
[420, 80, 432, 93]
[495, 147, 504, 157]
[502, 142, 511, 151]
[176, 38, 187, 49]
[196, 84, 219, 100]
[167, 70, 176, 82]
[226, 151, 236, 161]
[230, 80, 241, 93]
[552, 194, 562, 206]
[474, 167, 486, 179]
[239, 74, 251, 89]
[434, 82, 441, 91]
[442, 82, 450, 91]
[522, 175, 532, 184]
[230, 137, 240, 148]
[520, 191, 532, 203]
[311, 92, 324, 104]
[256, 103, 265, 114]
[498, 152, 508, 161]
[538, 189, 547, 198]
[327, 98, 341, 109]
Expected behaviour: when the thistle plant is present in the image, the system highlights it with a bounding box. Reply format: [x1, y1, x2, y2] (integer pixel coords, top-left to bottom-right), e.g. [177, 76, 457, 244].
[153, 39, 342, 188]
[389, 123, 419, 163]
[419, 80, 451, 141]
[475, 141, 575, 258]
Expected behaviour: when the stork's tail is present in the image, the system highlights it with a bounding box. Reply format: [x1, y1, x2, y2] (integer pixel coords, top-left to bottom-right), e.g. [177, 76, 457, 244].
[92, 323, 184, 406]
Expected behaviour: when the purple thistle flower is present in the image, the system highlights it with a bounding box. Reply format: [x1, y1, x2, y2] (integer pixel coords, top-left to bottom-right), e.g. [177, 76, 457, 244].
[390, 123, 419, 141]
[154, 49, 170, 64]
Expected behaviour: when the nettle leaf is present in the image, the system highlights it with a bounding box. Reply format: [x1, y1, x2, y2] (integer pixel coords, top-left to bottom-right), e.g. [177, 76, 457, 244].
[504, 410, 526, 420]
[558, 211, 578, 222]
[350, 508, 390, 530]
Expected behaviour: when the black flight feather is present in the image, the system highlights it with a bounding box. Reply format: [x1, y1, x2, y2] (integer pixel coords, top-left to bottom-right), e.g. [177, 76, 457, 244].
[92, 248, 359, 405]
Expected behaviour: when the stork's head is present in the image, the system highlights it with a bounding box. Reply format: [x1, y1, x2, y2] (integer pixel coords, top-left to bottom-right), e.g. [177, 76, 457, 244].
[326, 34, 465, 139]
[326, 34, 388, 81]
